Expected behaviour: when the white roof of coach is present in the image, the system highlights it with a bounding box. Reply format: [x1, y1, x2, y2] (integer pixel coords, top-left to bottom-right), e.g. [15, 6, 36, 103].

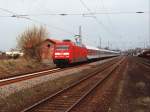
[85, 45, 119, 54]
[85, 45, 99, 50]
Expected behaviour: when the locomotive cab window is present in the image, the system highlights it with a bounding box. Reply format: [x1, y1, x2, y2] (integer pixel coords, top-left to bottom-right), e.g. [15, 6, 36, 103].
[56, 45, 69, 50]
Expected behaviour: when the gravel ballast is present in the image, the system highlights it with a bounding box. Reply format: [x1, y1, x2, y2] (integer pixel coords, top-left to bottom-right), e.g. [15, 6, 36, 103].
[0, 58, 116, 112]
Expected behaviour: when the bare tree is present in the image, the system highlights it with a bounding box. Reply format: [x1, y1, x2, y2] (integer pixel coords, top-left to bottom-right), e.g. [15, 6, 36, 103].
[17, 26, 48, 60]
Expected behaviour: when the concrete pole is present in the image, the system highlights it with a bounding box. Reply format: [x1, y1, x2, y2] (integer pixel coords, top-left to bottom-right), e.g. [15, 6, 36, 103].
[99, 37, 101, 48]
[79, 26, 82, 45]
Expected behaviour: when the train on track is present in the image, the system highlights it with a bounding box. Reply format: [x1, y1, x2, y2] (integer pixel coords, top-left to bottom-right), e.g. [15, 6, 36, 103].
[53, 40, 120, 66]
[138, 49, 150, 59]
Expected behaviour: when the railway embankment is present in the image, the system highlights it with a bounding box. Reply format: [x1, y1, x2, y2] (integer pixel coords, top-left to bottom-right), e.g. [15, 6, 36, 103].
[0, 57, 116, 112]
[70, 56, 150, 112]
[1, 56, 149, 112]
[0, 58, 55, 79]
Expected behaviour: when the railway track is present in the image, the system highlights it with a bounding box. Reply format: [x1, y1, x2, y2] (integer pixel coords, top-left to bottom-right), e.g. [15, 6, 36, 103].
[0, 68, 61, 86]
[134, 57, 150, 80]
[140, 62, 150, 68]
[0, 57, 118, 87]
[22, 57, 125, 112]
[134, 57, 150, 68]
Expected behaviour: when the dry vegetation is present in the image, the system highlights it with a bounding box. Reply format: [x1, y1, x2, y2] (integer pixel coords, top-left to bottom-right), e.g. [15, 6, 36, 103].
[0, 58, 54, 79]
[0, 26, 53, 79]
[17, 26, 48, 60]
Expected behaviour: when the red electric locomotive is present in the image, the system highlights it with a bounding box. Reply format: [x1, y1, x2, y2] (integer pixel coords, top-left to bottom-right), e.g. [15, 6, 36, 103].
[53, 39, 120, 66]
[53, 40, 87, 65]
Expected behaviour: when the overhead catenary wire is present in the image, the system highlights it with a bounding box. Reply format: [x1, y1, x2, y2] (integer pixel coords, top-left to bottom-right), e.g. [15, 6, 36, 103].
[78, 0, 103, 47]
[0, 15, 13, 17]
[98, 0, 114, 28]
[0, 7, 17, 15]
[79, 0, 122, 48]
[79, 0, 113, 37]
[25, 17, 76, 35]
[0, 6, 148, 45]
[79, 0, 128, 39]
[98, 0, 123, 39]
[0, 7, 148, 18]
[0, 11, 148, 19]
[0, 7, 76, 35]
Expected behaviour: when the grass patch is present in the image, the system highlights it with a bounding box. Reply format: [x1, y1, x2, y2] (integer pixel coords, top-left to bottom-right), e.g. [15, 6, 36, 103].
[0, 58, 55, 79]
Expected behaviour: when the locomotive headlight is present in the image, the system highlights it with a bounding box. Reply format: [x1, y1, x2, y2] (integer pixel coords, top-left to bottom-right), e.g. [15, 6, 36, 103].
[63, 53, 69, 55]
[55, 53, 61, 55]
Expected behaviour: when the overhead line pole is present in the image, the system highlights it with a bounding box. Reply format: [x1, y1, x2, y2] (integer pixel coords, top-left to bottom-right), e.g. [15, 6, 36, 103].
[79, 26, 82, 45]
[99, 36, 101, 48]
[149, 0, 150, 48]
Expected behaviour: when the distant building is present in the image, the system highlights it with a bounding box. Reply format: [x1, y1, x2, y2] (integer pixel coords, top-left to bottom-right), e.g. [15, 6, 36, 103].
[40, 38, 61, 64]
[5, 51, 23, 56]
[0, 51, 8, 59]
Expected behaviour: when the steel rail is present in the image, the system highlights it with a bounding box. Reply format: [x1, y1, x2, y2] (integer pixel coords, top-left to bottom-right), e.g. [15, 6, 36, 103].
[133, 58, 150, 81]
[0, 57, 118, 87]
[135, 57, 150, 68]
[140, 62, 150, 68]
[0, 62, 88, 86]
[0, 68, 61, 86]
[65, 58, 125, 112]
[22, 57, 123, 112]
[140, 61, 150, 67]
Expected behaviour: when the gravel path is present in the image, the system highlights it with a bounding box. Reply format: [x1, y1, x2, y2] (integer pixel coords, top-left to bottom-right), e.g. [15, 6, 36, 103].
[54, 56, 150, 112]
[0, 58, 116, 98]
[110, 56, 150, 112]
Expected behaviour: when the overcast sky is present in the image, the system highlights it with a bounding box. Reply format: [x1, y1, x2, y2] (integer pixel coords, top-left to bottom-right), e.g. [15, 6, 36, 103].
[0, 0, 149, 51]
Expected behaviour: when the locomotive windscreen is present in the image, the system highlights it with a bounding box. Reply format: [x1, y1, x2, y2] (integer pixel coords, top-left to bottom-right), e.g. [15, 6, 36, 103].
[56, 45, 69, 50]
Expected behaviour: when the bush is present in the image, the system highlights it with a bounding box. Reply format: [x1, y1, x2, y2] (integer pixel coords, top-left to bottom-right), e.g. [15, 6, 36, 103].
[17, 26, 48, 60]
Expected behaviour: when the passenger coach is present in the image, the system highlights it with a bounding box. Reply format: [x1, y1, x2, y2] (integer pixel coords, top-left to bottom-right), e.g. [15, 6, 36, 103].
[86, 45, 119, 60]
